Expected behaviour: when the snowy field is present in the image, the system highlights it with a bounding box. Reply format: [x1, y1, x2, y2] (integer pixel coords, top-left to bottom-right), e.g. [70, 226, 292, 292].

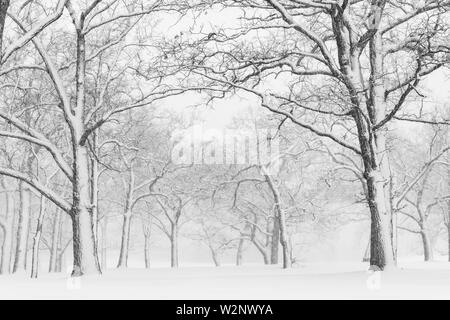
[1, 260, 450, 300]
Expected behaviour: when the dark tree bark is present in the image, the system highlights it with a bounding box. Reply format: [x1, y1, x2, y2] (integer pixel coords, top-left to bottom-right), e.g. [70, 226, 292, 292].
[0, 0, 10, 55]
[69, 27, 101, 276]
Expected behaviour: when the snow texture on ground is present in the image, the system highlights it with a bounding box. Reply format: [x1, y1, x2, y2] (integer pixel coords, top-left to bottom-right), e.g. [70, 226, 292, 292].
[1, 260, 450, 299]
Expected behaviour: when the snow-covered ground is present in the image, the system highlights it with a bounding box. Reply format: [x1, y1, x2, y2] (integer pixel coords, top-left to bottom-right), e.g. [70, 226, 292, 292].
[1, 259, 449, 299]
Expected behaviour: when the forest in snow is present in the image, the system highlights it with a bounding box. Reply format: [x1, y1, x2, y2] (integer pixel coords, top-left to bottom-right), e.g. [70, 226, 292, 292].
[0, 0, 449, 299]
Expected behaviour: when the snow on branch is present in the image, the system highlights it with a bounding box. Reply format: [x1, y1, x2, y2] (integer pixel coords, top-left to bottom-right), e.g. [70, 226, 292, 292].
[1, 0, 67, 65]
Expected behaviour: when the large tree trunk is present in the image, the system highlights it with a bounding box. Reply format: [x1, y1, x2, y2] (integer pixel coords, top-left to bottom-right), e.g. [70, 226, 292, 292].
[331, 3, 395, 271]
[0, 191, 14, 274]
[66, 24, 101, 277]
[70, 208, 101, 276]
[368, 18, 396, 270]
[353, 96, 395, 270]
[31, 195, 46, 278]
[13, 183, 31, 273]
[420, 228, 433, 262]
[365, 159, 396, 270]
[70, 145, 101, 276]
[170, 222, 178, 268]
[117, 211, 132, 268]
[49, 209, 61, 272]
[270, 215, 280, 265]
